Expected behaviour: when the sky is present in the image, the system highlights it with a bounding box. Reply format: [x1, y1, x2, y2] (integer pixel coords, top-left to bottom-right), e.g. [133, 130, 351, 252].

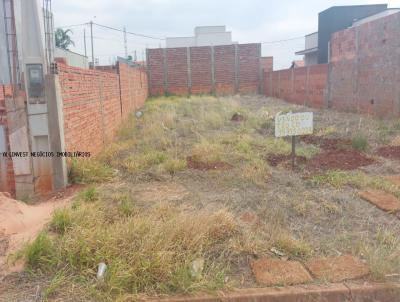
[53, 0, 400, 69]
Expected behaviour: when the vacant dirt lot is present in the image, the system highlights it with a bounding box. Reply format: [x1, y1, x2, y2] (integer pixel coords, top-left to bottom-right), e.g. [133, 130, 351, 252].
[1, 95, 400, 301]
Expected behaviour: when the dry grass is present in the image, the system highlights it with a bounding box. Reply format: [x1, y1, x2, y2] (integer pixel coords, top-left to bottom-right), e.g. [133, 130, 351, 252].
[310, 170, 400, 198]
[85, 95, 275, 186]
[9, 95, 400, 301]
[17, 191, 271, 301]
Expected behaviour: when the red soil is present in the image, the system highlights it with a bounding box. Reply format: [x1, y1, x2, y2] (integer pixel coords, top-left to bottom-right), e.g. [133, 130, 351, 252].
[266, 154, 307, 167]
[186, 156, 233, 171]
[306, 149, 374, 171]
[302, 135, 351, 150]
[376, 146, 400, 160]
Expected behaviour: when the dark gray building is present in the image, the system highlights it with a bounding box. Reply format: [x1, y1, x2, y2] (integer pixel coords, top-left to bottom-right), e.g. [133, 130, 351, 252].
[296, 4, 388, 65]
[317, 4, 387, 63]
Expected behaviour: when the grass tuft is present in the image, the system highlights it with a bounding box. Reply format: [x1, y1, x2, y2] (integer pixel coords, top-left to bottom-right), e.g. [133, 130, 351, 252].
[50, 208, 73, 234]
[351, 133, 368, 152]
[69, 159, 114, 184]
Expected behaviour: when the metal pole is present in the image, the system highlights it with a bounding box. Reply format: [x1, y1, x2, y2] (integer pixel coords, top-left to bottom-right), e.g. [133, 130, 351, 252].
[90, 21, 94, 68]
[123, 26, 128, 58]
[83, 28, 87, 57]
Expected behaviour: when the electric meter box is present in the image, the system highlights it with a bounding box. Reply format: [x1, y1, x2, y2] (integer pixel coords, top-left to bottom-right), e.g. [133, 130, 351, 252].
[27, 64, 45, 103]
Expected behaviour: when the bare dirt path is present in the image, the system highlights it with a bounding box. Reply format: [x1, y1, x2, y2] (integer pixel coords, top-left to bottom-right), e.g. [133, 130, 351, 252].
[0, 186, 81, 279]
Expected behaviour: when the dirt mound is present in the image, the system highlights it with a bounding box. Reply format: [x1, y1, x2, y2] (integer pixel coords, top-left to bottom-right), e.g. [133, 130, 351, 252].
[376, 146, 400, 160]
[306, 149, 374, 171]
[302, 136, 351, 150]
[0, 189, 77, 277]
[187, 156, 233, 171]
[231, 112, 245, 122]
[266, 154, 307, 167]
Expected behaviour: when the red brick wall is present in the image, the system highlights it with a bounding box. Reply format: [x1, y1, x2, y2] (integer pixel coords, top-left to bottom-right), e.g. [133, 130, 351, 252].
[190, 46, 212, 95]
[264, 64, 328, 109]
[166, 48, 188, 96]
[147, 43, 261, 96]
[214, 45, 236, 95]
[58, 62, 148, 155]
[118, 62, 148, 119]
[260, 57, 273, 72]
[329, 12, 400, 117]
[238, 43, 261, 94]
[0, 85, 15, 195]
[147, 48, 165, 97]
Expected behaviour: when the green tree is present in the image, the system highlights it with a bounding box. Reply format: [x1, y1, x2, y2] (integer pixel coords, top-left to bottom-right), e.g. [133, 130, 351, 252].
[55, 28, 75, 50]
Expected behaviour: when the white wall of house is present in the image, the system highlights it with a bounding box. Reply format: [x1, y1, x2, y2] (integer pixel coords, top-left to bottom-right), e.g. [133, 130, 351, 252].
[166, 26, 233, 48]
[54, 47, 89, 68]
[304, 52, 318, 66]
[305, 32, 318, 50]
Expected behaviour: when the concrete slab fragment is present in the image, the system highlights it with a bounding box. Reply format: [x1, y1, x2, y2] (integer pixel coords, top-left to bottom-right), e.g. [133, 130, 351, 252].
[359, 190, 400, 212]
[250, 258, 312, 286]
[306, 255, 369, 282]
[9, 126, 31, 176]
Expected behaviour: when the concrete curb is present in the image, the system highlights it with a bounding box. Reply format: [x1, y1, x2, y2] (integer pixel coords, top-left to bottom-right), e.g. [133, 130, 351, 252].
[144, 282, 400, 302]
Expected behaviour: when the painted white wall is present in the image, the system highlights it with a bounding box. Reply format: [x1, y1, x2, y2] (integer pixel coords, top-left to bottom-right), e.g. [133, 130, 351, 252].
[54, 47, 89, 68]
[166, 26, 233, 48]
[194, 26, 225, 35]
[166, 36, 196, 48]
[305, 32, 318, 50]
[304, 52, 318, 66]
[196, 32, 232, 46]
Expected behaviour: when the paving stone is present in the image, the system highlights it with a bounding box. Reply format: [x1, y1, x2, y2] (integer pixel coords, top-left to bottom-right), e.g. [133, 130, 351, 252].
[250, 257, 312, 286]
[359, 190, 400, 212]
[306, 255, 369, 282]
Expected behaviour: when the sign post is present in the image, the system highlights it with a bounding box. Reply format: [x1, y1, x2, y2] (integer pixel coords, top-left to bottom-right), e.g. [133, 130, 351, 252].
[275, 112, 313, 169]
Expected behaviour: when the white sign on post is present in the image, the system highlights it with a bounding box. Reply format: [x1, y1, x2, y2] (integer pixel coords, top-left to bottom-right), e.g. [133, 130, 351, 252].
[275, 112, 313, 138]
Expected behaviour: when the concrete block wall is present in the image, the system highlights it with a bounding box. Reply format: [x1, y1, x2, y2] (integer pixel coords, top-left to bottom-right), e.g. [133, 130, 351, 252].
[328, 12, 400, 117]
[0, 85, 15, 195]
[58, 62, 148, 156]
[147, 43, 261, 96]
[264, 64, 328, 109]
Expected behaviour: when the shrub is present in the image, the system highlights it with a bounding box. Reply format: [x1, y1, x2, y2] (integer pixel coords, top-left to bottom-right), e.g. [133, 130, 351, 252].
[352, 133, 368, 151]
[163, 158, 187, 176]
[69, 159, 114, 184]
[78, 186, 99, 203]
[50, 208, 73, 234]
[24, 232, 55, 269]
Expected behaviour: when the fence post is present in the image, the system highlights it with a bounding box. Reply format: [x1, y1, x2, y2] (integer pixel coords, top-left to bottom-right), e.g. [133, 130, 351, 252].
[146, 49, 151, 97]
[234, 44, 239, 94]
[211, 46, 216, 95]
[278, 70, 281, 99]
[163, 48, 168, 95]
[305, 66, 310, 106]
[187, 47, 191, 95]
[258, 44, 262, 94]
